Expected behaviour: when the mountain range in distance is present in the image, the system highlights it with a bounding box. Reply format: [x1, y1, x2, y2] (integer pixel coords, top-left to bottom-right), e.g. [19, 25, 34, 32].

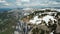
[0, 7, 60, 12]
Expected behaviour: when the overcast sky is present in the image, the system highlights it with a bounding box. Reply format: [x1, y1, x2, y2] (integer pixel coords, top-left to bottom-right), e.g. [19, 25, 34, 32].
[0, 0, 60, 8]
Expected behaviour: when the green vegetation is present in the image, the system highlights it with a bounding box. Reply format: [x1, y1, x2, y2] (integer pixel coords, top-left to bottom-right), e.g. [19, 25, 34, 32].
[0, 11, 17, 34]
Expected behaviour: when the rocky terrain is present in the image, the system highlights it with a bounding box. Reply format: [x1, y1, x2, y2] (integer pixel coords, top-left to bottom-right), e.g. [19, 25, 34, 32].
[21, 9, 60, 34]
[0, 8, 60, 34]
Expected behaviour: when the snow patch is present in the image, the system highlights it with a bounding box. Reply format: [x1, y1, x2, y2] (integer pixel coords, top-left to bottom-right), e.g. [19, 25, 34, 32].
[29, 15, 56, 25]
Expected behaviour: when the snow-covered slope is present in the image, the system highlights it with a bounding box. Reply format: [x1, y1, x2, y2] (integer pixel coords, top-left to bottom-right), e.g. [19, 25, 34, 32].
[29, 15, 56, 25]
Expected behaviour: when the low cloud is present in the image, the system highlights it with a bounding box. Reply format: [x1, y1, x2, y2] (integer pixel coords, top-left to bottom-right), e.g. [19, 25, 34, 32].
[0, 0, 6, 3]
[0, 0, 11, 6]
[22, 0, 60, 7]
[21, 0, 30, 2]
[0, 0, 60, 8]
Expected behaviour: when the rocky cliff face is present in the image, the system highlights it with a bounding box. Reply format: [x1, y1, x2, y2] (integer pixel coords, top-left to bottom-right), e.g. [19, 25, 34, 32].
[21, 9, 60, 34]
